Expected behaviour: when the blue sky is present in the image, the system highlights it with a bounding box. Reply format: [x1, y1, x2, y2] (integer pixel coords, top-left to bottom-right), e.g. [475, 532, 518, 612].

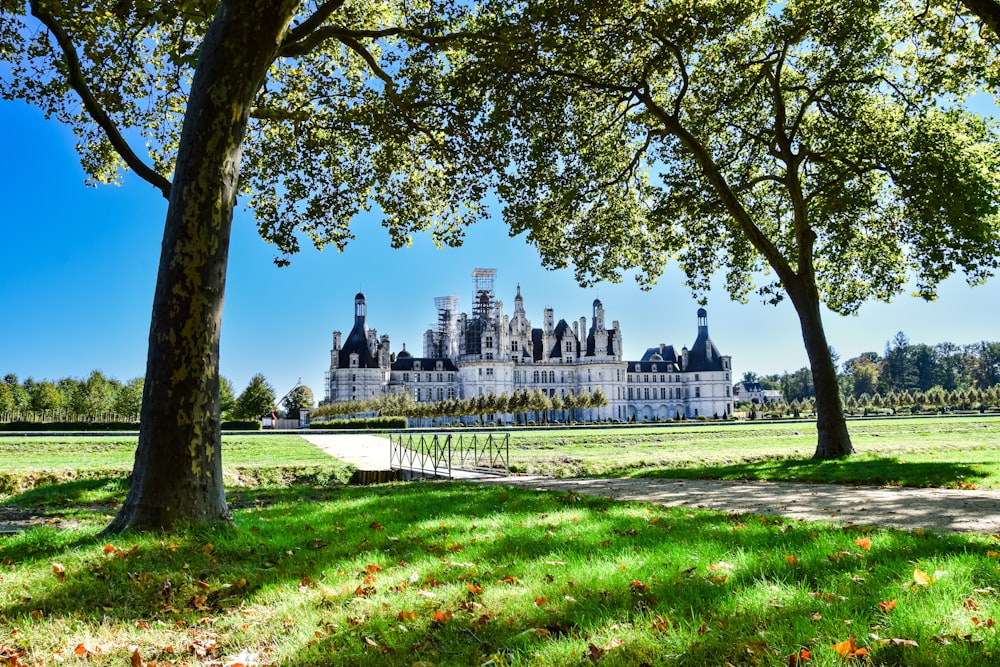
[2, 98, 999, 403]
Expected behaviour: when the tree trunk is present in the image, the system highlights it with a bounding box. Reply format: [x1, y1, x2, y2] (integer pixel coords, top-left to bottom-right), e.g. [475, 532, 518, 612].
[106, 1, 298, 533]
[786, 283, 854, 459]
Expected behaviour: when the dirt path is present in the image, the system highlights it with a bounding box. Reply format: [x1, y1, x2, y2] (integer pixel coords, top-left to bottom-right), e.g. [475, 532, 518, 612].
[474, 476, 1000, 534]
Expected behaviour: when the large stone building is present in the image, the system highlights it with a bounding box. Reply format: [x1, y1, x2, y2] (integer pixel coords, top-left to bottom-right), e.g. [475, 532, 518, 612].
[326, 269, 734, 421]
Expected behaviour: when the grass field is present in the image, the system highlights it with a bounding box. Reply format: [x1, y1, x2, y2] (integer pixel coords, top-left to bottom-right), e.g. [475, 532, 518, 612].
[504, 416, 1000, 488]
[0, 435, 354, 498]
[3, 419, 1000, 665]
[4, 482, 1000, 666]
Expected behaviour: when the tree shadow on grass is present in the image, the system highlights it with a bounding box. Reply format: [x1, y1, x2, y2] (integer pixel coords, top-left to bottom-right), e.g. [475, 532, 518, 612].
[4, 482, 1000, 666]
[635, 457, 989, 488]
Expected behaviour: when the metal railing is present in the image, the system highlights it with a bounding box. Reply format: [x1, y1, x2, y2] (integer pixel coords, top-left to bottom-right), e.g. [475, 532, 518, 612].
[389, 432, 509, 478]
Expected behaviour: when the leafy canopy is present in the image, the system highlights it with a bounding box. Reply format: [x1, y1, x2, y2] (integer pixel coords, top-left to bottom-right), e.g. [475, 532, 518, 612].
[0, 0, 496, 262]
[461, 0, 1000, 312]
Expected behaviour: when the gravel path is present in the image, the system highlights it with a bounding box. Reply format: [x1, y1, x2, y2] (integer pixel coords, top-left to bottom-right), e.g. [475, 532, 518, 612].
[303, 433, 1000, 535]
[473, 476, 1000, 534]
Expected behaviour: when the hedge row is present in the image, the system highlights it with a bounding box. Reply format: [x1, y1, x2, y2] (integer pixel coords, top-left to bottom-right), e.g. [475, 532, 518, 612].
[310, 416, 407, 430]
[0, 421, 139, 432]
[0, 420, 264, 432]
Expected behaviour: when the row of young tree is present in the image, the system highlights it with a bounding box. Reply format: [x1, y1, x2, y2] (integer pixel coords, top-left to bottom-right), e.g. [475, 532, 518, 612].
[743, 384, 1000, 420]
[0, 371, 299, 424]
[312, 388, 610, 426]
[747, 334, 1000, 404]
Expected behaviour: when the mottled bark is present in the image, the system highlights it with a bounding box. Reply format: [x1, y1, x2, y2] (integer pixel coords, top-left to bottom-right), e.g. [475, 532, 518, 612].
[786, 281, 854, 459]
[106, 1, 299, 533]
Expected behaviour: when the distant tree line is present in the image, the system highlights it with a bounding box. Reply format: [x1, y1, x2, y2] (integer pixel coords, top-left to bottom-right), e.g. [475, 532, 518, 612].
[744, 332, 1000, 409]
[312, 387, 610, 427]
[0, 372, 301, 424]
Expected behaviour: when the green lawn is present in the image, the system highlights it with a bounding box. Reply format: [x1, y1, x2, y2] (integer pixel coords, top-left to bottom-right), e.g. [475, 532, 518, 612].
[3, 482, 1000, 666]
[504, 417, 1000, 487]
[0, 434, 353, 498]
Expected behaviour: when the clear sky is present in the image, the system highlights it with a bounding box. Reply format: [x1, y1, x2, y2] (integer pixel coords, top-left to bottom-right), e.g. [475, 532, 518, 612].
[2, 98, 999, 404]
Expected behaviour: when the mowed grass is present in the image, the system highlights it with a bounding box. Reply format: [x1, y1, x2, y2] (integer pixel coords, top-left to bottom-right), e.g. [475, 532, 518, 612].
[504, 416, 1000, 488]
[0, 435, 354, 499]
[4, 482, 1000, 666]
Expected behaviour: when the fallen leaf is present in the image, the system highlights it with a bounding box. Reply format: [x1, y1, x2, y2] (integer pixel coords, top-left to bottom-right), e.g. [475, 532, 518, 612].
[787, 648, 811, 665]
[130, 649, 144, 667]
[832, 636, 868, 659]
[397, 610, 416, 621]
[103, 545, 117, 555]
[786, 555, 800, 567]
[433, 610, 452, 624]
[878, 599, 897, 612]
[201, 543, 214, 556]
[51, 563, 66, 578]
[466, 582, 484, 594]
[854, 537, 871, 551]
[910, 568, 947, 587]
[876, 638, 919, 647]
[534, 597, 547, 607]
[365, 564, 382, 574]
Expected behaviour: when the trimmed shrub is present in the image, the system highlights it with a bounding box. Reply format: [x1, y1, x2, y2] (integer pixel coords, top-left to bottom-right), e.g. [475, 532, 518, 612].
[309, 416, 407, 430]
[0, 421, 139, 432]
[221, 420, 263, 431]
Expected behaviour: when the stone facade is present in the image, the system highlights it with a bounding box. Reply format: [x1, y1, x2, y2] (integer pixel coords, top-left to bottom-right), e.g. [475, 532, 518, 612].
[326, 270, 734, 421]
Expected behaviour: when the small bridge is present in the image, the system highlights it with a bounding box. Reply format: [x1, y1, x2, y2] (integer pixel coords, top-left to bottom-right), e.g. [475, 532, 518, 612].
[389, 432, 510, 480]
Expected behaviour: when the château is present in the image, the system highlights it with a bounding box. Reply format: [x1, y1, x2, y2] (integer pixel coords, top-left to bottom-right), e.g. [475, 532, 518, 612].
[326, 269, 734, 421]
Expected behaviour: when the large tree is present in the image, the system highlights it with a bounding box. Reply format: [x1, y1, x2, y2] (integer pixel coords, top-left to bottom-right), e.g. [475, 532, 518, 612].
[1, 1, 493, 531]
[460, 0, 1000, 457]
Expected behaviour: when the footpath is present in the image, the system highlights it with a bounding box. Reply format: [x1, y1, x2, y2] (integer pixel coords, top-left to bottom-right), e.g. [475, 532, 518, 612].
[308, 434, 1000, 534]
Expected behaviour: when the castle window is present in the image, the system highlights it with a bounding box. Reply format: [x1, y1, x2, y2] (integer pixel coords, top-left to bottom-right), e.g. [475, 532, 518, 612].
[436, 361, 443, 371]
[695, 374, 700, 381]
[448, 388, 455, 399]
[533, 371, 540, 383]
[512, 341, 519, 351]
[449, 373, 454, 381]
[644, 374, 649, 383]
[414, 361, 422, 371]
[644, 387, 649, 399]
[695, 387, 701, 398]
[437, 373, 443, 382]
[675, 375, 680, 382]
[437, 388, 444, 401]
[651, 364, 657, 372]
[725, 386, 731, 397]
[660, 387, 666, 399]
[549, 371, 555, 383]
[486, 368, 494, 377]
[565, 341, 572, 352]
[628, 387, 633, 399]
[660, 374, 666, 383]
[403, 373, 409, 382]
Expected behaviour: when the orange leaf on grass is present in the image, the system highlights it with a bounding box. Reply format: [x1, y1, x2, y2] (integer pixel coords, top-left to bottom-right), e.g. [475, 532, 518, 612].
[832, 636, 868, 658]
[466, 582, 484, 594]
[365, 564, 382, 574]
[433, 610, 453, 624]
[854, 537, 871, 551]
[878, 599, 897, 612]
[787, 648, 811, 665]
[534, 596, 547, 606]
[785, 555, 800, 567]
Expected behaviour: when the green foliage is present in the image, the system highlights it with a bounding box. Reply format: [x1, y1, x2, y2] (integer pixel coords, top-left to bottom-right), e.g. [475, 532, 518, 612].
[282, 384, 315, 416]
[233, 373, 277, 421]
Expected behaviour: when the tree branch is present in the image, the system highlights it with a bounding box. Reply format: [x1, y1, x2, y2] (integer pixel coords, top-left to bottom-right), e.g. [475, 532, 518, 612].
[283, 0, 347, 48]
[30, 0, 172, 199]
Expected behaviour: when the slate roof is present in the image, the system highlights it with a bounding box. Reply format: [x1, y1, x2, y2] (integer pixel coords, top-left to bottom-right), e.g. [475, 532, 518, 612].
[390, 356, 459, 372]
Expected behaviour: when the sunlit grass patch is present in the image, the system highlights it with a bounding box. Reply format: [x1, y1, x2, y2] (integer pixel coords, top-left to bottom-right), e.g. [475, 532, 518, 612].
[3, 482, 1000, 665]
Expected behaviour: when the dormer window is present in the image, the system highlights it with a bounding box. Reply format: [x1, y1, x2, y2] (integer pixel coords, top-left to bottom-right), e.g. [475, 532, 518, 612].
[436, 361, 443, 371]
[651, 364, 657, 372]
[349, 353, 359, 368]
[414, 360, 422, 371]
